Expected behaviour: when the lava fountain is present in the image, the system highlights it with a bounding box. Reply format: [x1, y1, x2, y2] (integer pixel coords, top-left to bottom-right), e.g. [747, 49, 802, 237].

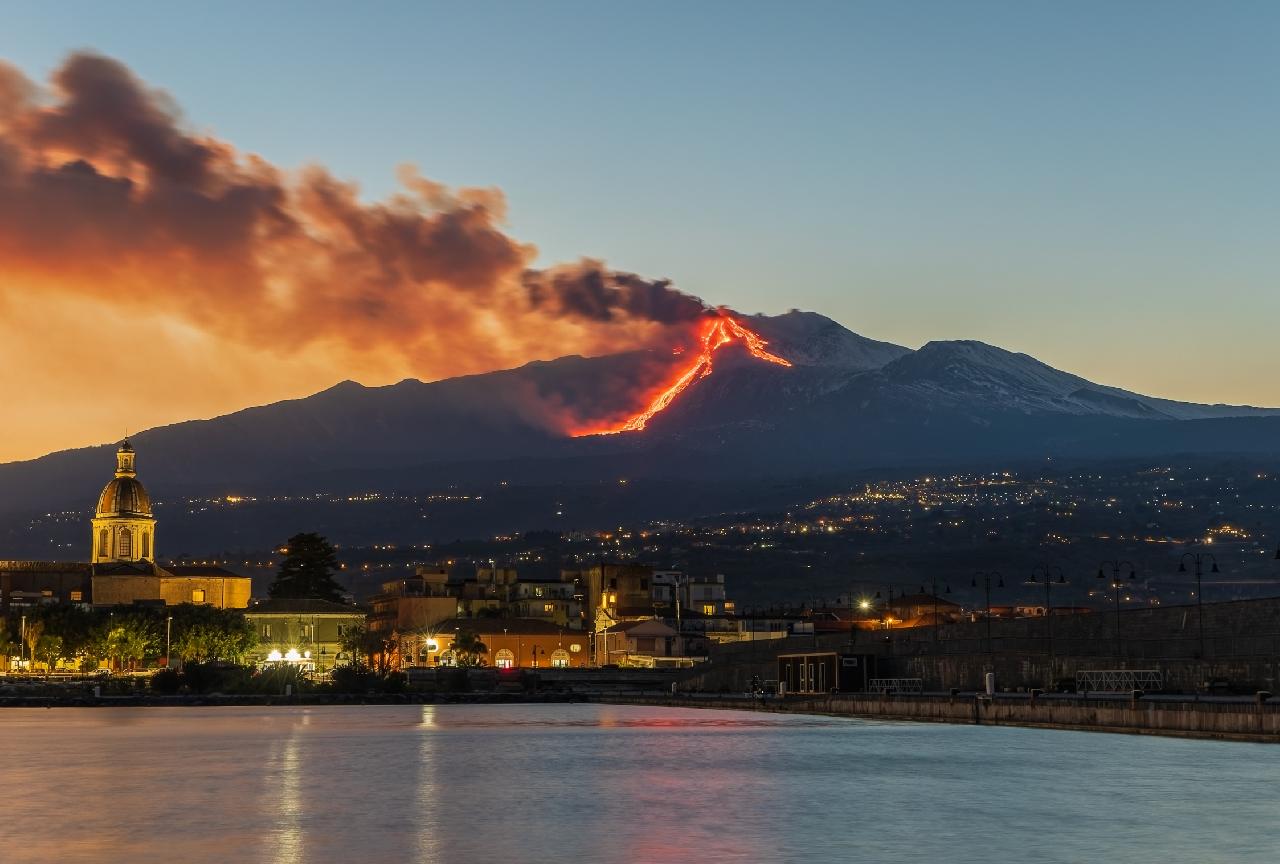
[573, 313, 791, 436]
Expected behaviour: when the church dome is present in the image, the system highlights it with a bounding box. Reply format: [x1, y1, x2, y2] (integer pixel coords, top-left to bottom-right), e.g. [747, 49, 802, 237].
[95, 439, 153, 517]
[96, 476, 152, 517]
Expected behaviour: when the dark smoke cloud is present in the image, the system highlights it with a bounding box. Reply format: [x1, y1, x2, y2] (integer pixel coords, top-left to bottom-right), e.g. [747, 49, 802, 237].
[523, 261, 707, 324]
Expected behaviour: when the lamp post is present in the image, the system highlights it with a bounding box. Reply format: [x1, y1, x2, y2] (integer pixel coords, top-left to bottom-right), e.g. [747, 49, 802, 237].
[19, 614, 26, 673]
[1179, 551, 1219, 660]
[1097, 560, 1136, 661]
[1027, 565, 1067, 661]
[971, 572, 1003, 655]
[919, 578, 951, 642]
[165, 615, 173, 669]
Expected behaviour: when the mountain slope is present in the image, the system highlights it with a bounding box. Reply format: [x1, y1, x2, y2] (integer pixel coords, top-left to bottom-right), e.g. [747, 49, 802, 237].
[2, 311, 1278, 523]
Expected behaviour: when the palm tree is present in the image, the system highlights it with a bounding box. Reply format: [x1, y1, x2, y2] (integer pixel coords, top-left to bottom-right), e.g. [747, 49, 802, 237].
[451, 630, 489, 667]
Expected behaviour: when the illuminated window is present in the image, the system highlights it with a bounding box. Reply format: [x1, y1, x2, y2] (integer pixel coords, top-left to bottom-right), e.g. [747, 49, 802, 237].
[70, 591, 83, 602]
[141, 532, 150, 559]
[495, 649, 515, 669]
[439, 650, 457, 667]
[99, 529, 109, 556]
[192, 589, 206, 603]
[543, 603, 555, 613]
[118, 530, 132, 558]
[551, 649, 570, 668]
[569, 644, 582, 653]
[702, 604, 716, 615]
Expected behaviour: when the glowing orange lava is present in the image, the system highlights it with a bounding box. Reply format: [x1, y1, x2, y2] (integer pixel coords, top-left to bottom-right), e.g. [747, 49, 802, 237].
[575, 313, 791, 436]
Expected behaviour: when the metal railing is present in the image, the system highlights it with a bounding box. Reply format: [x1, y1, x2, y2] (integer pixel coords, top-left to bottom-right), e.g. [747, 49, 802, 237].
[1076, 669, 1162, 693]
[867, 677, 923, 694]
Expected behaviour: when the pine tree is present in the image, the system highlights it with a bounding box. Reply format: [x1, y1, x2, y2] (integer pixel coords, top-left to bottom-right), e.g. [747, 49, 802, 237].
[268, 533, 346, 602]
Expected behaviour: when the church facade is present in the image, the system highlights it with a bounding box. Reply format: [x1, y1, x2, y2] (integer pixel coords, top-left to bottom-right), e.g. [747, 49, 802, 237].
[0, 441, 251, 611]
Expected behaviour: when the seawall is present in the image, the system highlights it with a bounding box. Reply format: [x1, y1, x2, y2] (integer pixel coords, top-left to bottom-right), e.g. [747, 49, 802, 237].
[601, 692, 1280, 742]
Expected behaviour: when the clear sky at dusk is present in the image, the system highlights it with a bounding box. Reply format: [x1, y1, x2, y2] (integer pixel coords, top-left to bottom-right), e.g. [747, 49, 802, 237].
[2, 1, 1278, 460]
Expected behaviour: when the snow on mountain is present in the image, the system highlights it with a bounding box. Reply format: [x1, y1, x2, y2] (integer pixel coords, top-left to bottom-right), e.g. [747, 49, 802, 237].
[875, 340, 1280, 420]
[741, 310, 911, 371]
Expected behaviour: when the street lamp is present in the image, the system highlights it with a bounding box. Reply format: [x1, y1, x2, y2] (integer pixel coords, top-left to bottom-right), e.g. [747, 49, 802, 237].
[165, 615, 173, 669]
[1097, 560, 1137, 660]
[919, 578, 951, 642]
[1028, 565, 1067, 661]
[1179, 551, 1219, 660]
[971, 572, 1003, 655]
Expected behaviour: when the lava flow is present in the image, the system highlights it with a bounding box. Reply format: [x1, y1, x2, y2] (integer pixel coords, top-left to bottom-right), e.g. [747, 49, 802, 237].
[574, 313, 791, 436]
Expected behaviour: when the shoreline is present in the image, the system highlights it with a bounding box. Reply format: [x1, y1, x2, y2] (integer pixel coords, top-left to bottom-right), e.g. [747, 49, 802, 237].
[5, 687, 1279, 743]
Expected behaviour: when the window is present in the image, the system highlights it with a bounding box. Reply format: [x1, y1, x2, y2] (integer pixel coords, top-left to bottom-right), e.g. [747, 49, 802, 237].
[70, 591, 83, 602]
[495, 649, 515, 669]
[192, 589, 206, 603]
[262, 625, 271, 639]
[534, 586, 544, 597]
[569, 644, 582, 653]
[551, 649, 570, 668]
[702, 604, 716, 615]
[99, 529, 109, 556]
[543, 603, 554, 613]
[141, 532, 150, 559]
[118, 529, 132, 558]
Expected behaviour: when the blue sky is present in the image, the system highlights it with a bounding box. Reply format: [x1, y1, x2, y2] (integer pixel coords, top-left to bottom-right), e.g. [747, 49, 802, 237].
[4, 0, 1279, 405]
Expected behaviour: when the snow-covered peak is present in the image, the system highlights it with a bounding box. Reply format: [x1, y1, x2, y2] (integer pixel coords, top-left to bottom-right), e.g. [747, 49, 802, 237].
[737, 310, 910, 371]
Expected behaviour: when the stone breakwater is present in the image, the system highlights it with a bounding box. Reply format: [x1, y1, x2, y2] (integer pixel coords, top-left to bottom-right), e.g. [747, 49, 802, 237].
[601, 692, 1280, 742]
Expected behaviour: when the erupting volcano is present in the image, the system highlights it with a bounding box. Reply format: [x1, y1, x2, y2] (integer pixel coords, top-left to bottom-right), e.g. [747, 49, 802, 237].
[574, 313, 792, 436]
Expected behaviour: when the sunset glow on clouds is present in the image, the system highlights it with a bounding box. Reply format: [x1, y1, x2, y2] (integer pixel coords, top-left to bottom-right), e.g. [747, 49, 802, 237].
[0, 53, 708, 461]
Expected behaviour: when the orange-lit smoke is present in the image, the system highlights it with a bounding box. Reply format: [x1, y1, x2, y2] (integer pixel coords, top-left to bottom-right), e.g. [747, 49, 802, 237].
[0, 52, 711, 461]
[572, 313, 791, 435]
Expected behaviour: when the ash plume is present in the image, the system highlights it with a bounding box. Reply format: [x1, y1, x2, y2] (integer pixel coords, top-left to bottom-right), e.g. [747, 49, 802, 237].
[0, 52, 710, 458]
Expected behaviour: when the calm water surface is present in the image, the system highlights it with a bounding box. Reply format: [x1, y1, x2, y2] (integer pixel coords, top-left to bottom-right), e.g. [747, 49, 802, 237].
[0, 704, 1276, 863]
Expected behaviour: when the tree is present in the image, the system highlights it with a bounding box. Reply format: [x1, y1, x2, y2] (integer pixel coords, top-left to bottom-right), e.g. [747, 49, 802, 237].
[35, 634, 64, 673]
[170, 605, 257, 663]
[338, 624, 395, 672]
[22, 618, 44, 669]
[269, 533, 346, 602]
[450, 630, 488, 667]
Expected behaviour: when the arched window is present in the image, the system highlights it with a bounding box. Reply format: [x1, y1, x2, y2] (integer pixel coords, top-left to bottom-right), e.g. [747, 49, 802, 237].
[118, 529, 132, 558]
[494, 648, 515, 669]
[141, 532, 150, 559]
[551, 649, 570, 668]
[439, 650, 457, 667]
[99, 529, 109, 557]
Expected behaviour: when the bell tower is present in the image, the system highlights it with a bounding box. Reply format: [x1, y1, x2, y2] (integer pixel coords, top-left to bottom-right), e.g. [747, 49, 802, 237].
[91, 440, 157, 564]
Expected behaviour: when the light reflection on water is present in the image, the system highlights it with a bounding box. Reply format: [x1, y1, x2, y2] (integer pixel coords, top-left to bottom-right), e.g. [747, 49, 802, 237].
[1, 704, 1277, 863]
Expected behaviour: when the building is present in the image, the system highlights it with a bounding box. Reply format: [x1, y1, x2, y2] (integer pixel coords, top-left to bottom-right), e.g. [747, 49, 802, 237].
[245, 598, 368, 673]
[0, 441, 251, 611]
[888, 592, 963, 625]
[418, 618, 589, 669]
[596, 618, 689, 668]
[368, 568, 459, 636]
[777, 651, 879, 695]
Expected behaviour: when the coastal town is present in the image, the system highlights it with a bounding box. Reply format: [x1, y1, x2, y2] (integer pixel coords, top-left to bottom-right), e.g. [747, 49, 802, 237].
[4, 441, 1280, 743]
